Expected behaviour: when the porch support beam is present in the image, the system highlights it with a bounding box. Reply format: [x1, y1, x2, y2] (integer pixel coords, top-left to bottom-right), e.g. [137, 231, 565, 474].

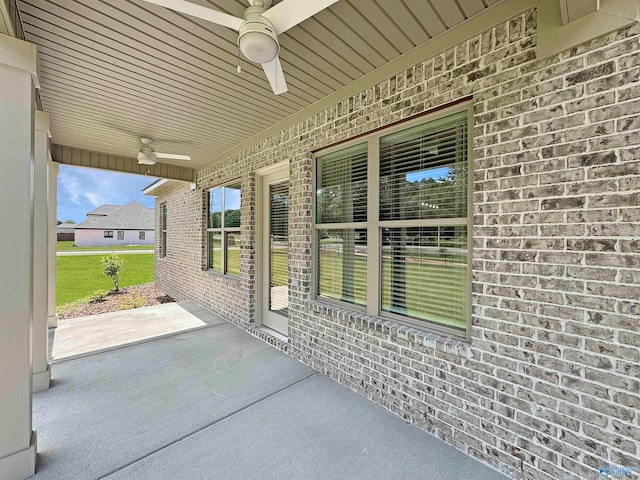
[48, 159, 59, 328]
[32, 110, 51, 393]
[0, 33, 38, 480]
[538, 0, 639, 59]
[51, 144, 196, 183]
[559, 0, 600, 25]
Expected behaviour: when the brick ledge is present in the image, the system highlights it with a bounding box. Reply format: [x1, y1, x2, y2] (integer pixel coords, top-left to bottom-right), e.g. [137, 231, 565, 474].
[248, 326, 288, 353]
[309, 300, 473, 359]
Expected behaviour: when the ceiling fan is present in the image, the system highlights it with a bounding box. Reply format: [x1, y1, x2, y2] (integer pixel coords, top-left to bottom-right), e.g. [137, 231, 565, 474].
[137, 137, 192, 165]
[141, 0, 339, 95]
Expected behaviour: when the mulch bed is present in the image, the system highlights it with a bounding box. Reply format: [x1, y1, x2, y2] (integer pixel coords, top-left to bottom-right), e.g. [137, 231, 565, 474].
[57, 283, 175, 320]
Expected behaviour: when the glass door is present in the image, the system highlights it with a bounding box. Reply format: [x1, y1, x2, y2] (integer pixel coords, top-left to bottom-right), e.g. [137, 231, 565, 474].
[268, 181, 289, 318]
[260, 166, 289, 336]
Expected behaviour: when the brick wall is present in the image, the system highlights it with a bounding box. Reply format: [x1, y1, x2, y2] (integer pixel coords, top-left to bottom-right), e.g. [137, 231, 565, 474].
[156, 9, 639, 479]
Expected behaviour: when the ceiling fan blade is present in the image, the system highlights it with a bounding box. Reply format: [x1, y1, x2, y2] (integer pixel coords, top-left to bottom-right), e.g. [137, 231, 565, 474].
[262, 56, 288, 95]
[263, 0, 339, 34]
[155, 152, 192, 161]
[140, 0, 243, 30]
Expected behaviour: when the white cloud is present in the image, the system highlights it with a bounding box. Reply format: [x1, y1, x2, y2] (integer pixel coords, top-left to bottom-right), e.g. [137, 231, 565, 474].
[57, 165, 157, 223]
[59, 170, 105, 207]
[84, 192, 106, 208]
[59, 172, 82, 205]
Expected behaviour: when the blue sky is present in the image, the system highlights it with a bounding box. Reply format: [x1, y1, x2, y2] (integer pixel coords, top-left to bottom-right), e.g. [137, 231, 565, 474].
[406, 165, 450, 183]
[57, 165, 157, 223]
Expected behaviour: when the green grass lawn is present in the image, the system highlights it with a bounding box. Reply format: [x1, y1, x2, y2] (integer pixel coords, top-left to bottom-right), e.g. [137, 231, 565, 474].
[56, 254, 154, 306]
[318, 250, 467, 330]
[57, 241, 154, 251]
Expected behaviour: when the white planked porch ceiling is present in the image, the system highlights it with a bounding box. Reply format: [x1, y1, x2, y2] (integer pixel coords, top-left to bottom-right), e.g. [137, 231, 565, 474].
[18, 0, 501, 170]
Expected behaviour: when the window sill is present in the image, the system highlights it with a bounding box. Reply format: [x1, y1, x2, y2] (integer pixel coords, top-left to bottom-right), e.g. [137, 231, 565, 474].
[204, 269, 241, 281]
[309, 299, 473, 359]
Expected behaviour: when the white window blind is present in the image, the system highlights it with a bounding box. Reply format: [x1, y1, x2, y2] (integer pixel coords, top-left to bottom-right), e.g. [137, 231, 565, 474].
[316, 143, 368, 224]
[316, 142, 368, 306]
[314, 107, 470, 337]
[379, 110, 468, 330]
[317, 229, 367, 306]
[381, 226, 467, 329]
[207, 182, 241, 275]
[269, 181, 289, 315]
[380, 111, 468, 221]
[160, 204, 167, 258]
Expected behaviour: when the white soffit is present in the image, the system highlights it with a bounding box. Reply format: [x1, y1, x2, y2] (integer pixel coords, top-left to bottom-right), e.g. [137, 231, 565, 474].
[142, 178, 189, 196]
[18, 0, 503, 171]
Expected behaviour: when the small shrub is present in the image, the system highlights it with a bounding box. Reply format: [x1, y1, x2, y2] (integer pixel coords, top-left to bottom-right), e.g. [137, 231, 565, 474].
[118, 297, 145, 310]
[100, 254, 124, 291]
[89, 289, 109, 303]
[129, 297, 145, 309]
[56, 300, 83, 316]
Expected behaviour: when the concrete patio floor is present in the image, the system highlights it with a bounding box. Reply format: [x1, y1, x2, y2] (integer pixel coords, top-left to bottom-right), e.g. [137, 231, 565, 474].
[49, 302, 219, 361]
[36, 304, 509, 480]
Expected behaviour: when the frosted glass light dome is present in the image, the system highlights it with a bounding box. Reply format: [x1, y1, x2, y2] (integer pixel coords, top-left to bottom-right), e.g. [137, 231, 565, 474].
[238, 21, 279, 64]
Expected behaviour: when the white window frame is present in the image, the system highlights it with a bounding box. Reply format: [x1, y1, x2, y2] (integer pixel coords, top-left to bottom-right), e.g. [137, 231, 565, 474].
[312, 102, 473, 340]
[104, 230, 113, 238]
[206, 181, 241, 276]
[160, 204, 167, 258]
[117, 230, 124, 240]
[139, 231, 145, 240]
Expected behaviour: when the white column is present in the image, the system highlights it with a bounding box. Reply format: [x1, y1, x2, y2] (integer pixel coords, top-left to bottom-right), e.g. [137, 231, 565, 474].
[0, 34, 39, 479]
[48, 161, 59, 328]
[33, 110, 51, 392]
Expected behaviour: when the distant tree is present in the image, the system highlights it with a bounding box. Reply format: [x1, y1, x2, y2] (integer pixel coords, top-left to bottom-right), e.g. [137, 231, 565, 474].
[209, 211, 221, 228]
[57, 220, 62, 225]
[224, 209, 241, 228]
[64, 219, 76, 224]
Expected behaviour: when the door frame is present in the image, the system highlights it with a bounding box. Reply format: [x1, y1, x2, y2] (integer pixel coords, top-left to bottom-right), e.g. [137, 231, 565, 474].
[255, 162, 289, 335]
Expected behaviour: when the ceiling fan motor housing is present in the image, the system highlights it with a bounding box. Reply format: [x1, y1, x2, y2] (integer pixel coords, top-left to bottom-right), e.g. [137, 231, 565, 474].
[238, 7, 279, 64]
[138, 145, 157, 165]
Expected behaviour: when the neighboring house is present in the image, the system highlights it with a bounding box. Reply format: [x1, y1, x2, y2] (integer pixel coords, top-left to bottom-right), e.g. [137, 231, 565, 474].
[74, 201, 154, 247]
[55, 222, 76, 241]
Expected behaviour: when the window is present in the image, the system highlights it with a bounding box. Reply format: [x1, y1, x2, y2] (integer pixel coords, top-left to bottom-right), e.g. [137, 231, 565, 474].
[315, 108, 470, 337]
[316, 143, 368, 307]
[139, 231, 145, 240]
[207, 182, 241, 275]
[117, 231, 124, 240]
[104, 230, 113, 238]
[160, 204, 167, 258]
